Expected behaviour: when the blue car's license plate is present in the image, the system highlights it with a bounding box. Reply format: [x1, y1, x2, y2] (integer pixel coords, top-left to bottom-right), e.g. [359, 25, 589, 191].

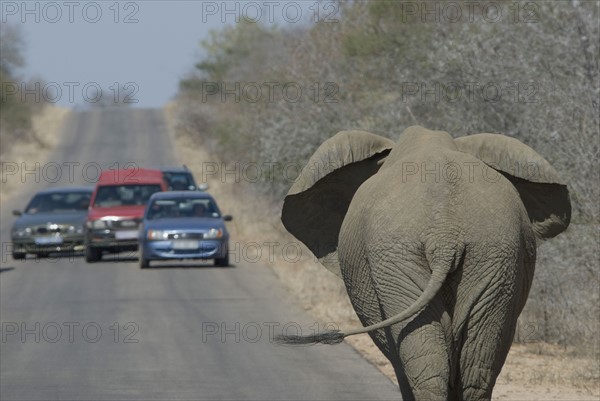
[172, 240, 199, 250]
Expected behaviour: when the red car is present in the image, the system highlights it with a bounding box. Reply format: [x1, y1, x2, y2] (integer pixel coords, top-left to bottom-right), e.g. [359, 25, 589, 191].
[84, 168, 167, 262]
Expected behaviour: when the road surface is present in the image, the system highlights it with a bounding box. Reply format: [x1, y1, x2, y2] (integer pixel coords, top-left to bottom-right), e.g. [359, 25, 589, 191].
[0, 108, 400, 400]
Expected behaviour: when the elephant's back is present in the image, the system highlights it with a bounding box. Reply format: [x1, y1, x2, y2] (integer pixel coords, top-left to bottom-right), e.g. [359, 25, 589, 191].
[341, 146, 535, 289]
[353, 147, 531, 239]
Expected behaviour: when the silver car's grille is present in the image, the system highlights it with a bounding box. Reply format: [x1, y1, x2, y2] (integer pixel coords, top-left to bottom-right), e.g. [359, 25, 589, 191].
[34, 224, 69, 234]
[166, 232, 204, 240]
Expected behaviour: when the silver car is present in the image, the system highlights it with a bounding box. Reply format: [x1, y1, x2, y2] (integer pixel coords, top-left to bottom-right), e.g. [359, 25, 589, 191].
[11, 186, 93, 259]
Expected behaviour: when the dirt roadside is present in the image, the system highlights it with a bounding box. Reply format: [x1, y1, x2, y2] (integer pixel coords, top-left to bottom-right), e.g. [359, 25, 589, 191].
[164, 104, 599, 400]
[1, 106, 71, 200]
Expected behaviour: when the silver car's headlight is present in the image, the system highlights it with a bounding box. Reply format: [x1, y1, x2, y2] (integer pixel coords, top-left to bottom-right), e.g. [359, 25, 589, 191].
[12, 227, 32, 237]
[147, 230, 168, 240]
[204, 228, 223, 239]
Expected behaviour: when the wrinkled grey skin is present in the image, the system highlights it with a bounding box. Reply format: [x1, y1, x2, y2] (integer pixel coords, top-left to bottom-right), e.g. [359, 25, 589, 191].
[279, 126, 571, 401]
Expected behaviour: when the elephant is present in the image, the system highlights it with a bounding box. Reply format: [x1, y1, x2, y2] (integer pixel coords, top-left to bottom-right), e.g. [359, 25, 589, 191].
[276, 126, 571, 401]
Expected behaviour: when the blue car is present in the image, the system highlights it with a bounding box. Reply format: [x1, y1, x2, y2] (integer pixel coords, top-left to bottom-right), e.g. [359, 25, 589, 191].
[138, 191, 232, 268]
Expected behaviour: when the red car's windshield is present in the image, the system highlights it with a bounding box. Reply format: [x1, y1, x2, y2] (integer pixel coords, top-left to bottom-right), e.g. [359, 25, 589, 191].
[94, 185, 162, 207]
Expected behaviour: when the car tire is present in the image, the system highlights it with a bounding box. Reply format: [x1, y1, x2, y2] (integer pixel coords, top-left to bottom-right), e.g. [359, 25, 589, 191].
[139, 256, 150, 269]
[214, 254, 229, 267]
[12, 252, 26, 260]
[85, 246, 102, 263]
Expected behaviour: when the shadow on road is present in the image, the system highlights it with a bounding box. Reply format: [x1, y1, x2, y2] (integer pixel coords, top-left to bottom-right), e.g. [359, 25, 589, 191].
[0, 267, 15, 273]
[98, 254, 139, 263]
[144, 262, 237, 269]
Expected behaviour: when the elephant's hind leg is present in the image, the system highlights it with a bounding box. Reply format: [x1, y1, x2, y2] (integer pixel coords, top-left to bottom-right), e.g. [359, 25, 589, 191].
[397, 298, 454, 401]
[457, 308, 515, 400]
[456, 270, 523, 401]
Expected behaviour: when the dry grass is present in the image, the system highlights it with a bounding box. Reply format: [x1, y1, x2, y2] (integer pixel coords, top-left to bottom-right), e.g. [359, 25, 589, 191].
[0, 105, 71, 199]
[495, 343, 600, 400]
[165, 103, 600, 400]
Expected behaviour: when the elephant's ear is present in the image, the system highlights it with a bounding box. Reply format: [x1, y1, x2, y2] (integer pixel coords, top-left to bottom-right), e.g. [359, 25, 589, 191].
[282, 130, 394, 278]
[455, 133, 571, 240]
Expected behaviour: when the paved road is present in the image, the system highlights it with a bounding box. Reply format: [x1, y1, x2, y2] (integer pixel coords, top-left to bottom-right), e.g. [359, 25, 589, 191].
[0, 108, 400, 400]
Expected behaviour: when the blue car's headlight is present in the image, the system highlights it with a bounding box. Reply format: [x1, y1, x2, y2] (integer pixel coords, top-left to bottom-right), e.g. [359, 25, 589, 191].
[147, 230, 168, 240]
[204, 228, 223, 239]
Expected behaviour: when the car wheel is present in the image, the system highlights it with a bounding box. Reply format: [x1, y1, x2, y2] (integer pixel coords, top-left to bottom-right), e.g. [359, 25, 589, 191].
[214, 254, 229, 267]
[12, 252, 26, 260]
[85, 246, 102, 263]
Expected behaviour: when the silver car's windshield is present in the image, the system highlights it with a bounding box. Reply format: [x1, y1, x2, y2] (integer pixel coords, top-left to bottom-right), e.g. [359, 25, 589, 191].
[25, 192, 91, 214]
[147, 198, 220, 220]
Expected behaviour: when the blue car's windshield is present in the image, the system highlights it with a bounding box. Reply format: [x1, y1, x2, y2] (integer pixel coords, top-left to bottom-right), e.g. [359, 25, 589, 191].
[25, 192, 91, 214]
[147, 198, 220, 220]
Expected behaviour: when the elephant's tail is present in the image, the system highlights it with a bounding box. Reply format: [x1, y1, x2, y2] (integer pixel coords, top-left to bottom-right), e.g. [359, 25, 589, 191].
[274, 250, 456, 346]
